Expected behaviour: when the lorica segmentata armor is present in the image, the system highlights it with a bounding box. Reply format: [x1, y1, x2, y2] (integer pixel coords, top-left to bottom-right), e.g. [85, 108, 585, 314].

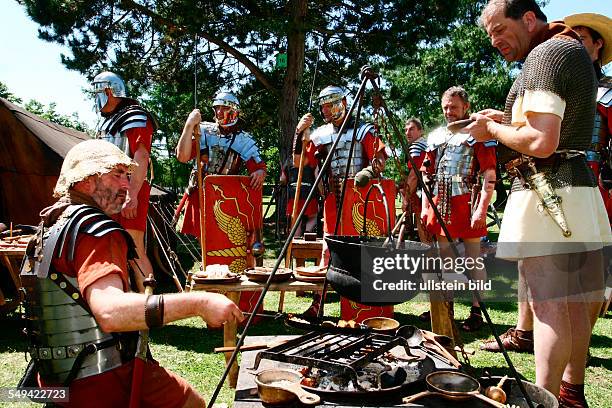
[97, 104, 151, 156]
[21, 205, 138, 385]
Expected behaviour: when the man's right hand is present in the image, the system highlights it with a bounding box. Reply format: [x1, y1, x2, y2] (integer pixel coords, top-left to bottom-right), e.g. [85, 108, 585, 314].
[296, 113, 314, 134]
[187, 109, 202, 129]
[476, 109, 504, 123]
[201, 292, 244, 328]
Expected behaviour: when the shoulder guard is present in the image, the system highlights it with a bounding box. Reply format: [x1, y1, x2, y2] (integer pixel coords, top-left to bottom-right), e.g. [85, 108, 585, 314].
[310, 123, 335, 146]
[598, 85, 612, 108]
[355, 123, 374, 142]
[408, 138, 428, 157]
[34, 205, 136, 279]
[426, 127, 451, 151]
[99, 104, 155, 137]
[233, 131, 263, 162]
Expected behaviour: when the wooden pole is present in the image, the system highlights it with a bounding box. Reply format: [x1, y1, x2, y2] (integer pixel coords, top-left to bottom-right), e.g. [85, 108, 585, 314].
[195, 124, 206, 274]
[285, 137, 308, 269]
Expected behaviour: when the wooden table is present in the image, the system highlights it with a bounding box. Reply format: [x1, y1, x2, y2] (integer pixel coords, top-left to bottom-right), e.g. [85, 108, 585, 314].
[190, 276, 324, 388]
[0, 247, 25, 313]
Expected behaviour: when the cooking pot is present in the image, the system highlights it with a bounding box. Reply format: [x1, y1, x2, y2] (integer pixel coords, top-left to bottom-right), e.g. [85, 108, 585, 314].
[325, 235, 431, 305]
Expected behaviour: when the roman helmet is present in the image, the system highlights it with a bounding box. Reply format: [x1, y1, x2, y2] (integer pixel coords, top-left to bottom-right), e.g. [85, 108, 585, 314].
[317, 85, 347, 123]
[212, 91, 240, 128]
[92, 71, 127, 112]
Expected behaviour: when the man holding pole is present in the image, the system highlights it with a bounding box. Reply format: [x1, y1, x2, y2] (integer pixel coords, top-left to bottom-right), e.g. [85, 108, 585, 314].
[176, 91, 266, 316]
[294, 85, 391, 320]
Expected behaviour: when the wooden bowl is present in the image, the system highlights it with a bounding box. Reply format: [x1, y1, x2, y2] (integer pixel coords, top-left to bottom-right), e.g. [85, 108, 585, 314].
[362, 317, 400, 334]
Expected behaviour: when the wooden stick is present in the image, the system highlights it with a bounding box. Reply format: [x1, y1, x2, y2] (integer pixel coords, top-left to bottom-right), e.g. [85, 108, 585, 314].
[285, 137, 308, 269]
[195, 125, 206, 272]
[9, 222, 12, 239]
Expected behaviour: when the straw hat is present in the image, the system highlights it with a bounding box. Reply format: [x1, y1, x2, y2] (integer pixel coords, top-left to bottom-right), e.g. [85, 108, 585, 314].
[564, 13, 612, 66]
[54, 139, 136, 197]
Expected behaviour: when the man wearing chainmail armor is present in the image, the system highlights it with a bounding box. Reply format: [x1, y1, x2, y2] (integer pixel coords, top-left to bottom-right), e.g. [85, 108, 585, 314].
[469, 1, 611, 406]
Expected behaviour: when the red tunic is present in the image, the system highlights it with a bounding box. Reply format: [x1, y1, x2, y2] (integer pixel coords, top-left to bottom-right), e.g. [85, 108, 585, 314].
[421, 143, 496, 239]
[594, 102, 612, 223]
[111, 121, 154, 232]
[43, 231, 194, 408]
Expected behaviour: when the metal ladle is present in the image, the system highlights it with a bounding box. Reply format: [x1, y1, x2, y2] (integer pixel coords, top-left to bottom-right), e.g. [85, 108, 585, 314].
[396, 325, 456, 368]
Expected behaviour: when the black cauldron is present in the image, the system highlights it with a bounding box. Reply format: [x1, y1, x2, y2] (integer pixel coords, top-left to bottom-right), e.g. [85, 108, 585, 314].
[325, 235, 431, 306]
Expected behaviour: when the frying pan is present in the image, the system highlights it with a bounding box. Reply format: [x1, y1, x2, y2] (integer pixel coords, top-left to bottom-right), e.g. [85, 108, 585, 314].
[255, 369, 320, 406]
[402, 371, 511, 407]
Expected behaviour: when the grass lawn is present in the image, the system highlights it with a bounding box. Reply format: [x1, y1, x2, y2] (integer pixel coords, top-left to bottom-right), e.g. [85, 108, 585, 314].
[1, 198, 610, 406]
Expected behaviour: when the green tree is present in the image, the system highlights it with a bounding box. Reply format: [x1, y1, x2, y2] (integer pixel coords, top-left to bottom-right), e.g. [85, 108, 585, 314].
[0, 81, 23, 104]
[23, 100, 91, 133]
[1, 81, 89, 132]
[384, 1, 515, 133]
[19, 0, 461, 172]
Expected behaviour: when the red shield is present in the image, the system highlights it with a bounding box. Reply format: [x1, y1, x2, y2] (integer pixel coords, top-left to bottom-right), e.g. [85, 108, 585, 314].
[203, 175, 263, 272]
[203, 175, 263, 319]
[325, 178, 396, 236]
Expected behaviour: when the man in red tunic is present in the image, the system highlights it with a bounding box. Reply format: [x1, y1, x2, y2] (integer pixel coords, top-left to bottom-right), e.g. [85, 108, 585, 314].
[176, 92, 266, 238]
[93, 71, 156, 293]
[420, 86, 497, 331]
[21, 139, 243, 407]
[294, 85, 391, 320]
[400, 117, 431, 243]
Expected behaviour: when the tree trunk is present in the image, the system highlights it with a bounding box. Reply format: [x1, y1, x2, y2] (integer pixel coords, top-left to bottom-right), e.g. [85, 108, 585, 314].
[278, 0, 307, 166]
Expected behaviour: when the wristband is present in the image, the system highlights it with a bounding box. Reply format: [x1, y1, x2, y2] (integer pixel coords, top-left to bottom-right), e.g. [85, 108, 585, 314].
[145, 294, 165, 329]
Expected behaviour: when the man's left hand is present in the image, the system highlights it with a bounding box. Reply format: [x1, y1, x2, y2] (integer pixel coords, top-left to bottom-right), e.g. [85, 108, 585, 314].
[121, 191, 138, 219]
[250, 169, 266, 190]
[466, 113, 494, 142]
[470, 206, 487, 230]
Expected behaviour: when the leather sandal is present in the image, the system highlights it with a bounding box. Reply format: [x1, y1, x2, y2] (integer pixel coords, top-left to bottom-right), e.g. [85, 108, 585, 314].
[480, 328, 534, 353]
[461, 312, 483, 332]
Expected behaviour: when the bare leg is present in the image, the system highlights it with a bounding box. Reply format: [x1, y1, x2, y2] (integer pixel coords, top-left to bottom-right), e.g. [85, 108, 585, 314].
[522, 255, 574, 396]
[516, 268, 534, 331]
[463, 237, 485, 307]
[127, 229, 154, 293]
[564, 249, 604, 384]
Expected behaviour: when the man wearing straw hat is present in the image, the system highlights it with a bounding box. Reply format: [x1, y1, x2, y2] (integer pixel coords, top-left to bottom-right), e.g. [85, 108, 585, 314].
[565, 13, 612, 223]
[20, 139, 243, 407]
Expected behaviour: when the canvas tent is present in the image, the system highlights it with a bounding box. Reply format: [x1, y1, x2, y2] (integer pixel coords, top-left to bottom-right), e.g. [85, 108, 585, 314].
[0, 97, 172, 223]
[0, 97, 91, 225]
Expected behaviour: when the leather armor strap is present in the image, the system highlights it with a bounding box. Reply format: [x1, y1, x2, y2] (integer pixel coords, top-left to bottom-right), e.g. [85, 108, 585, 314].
[145, 294, 165, 328]
[63, 337, 119, 386]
